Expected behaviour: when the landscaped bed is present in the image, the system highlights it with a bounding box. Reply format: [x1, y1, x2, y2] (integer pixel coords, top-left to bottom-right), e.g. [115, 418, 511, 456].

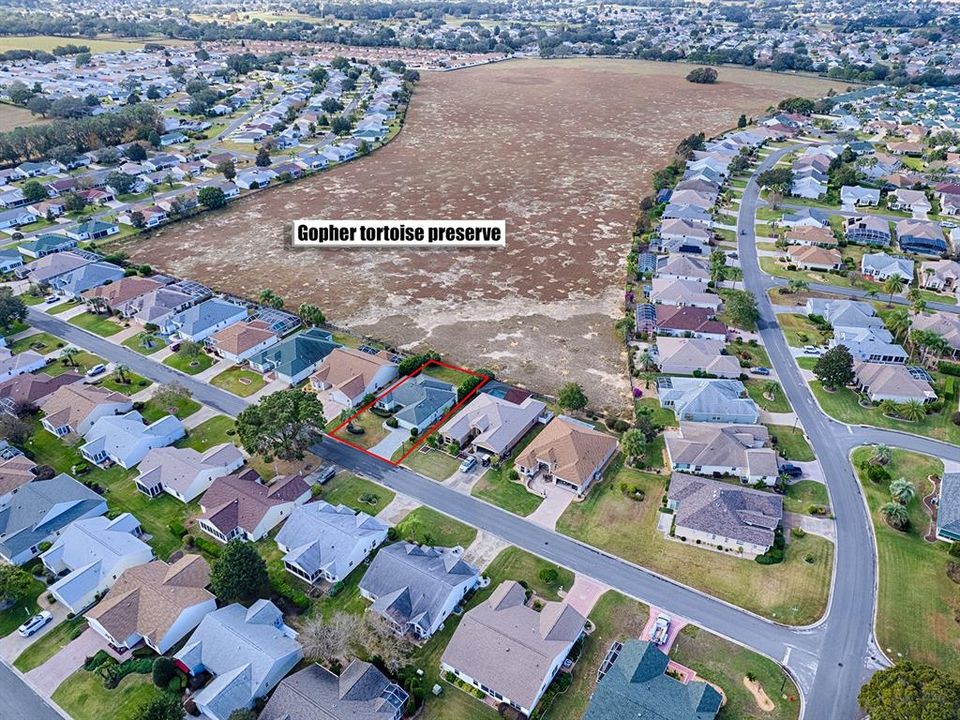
[120, 333, 166, 356]
[8, 331, 63, 355]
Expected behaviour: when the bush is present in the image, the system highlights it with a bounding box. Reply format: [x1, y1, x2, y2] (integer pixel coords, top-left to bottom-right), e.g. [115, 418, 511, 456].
[755, 548, 784, 564]
[270, 575, 310, 611]
[152, 657, 177, 688]
[949, 543, 960, 558]
[939, 360, 960, 377]
[952, 412, 960, 426]
[84, 650, 111, 671]
[193, 535, 222, 557]
[385, 417, 399, 428]
[168, 520, 187, 538]
[791, 527, 807, 538]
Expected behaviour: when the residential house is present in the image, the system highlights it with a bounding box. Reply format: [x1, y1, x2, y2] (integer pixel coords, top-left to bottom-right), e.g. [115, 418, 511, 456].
[896, 219, 948, 255]
[82, 276, 165, 316]
[912, 312, 960, 358]
[41, 513, 153, 614]
[657, 218, 711, 255]
[48, 261, 125, 299]
[135, 443, 245, 503]
[276, 501, 389, 585]
[126, 285, 201, 325]
[80, 411, 185, 469]
[584, 640, 722, 720]
[649, 277, 722, 310]
[861, 253, 914, 283]
[86, 554, 216, 654]
[198, 471, 310, 543]
[791, 175, 827, 199]
[359, 543, 480, 639]
[854, 363, 937, 403]
[39, 384, 133, 437]
[845, 216, 891, 246]
[258, 662, 408, 720]
[248, 328, 341, 385]
[163, 297, 248, 342]
[654, 306, 728, 341]
[664, 422, 779, 486]
[65, 220, 120, 241]
[786, 245, 842, 271]
[439, 393, 548, 459]
[655, 254, 711, 283]
[0, 248, 23, 273]
[655, 337, 741, 379]
[0, 474, 107, 565]
[18, 233, 77, 259]
[374, 375, 457, 433]
[0, 349, 46, 382]
[890, 188, 932, 217]
[441, 581, 586, 717]
[174, 600, 302, 720]
[785, 225, 836, 247]
[308, 347, 399, 418]
[920, 259, 960, 294]
[780, 209, 827, 229]
[17, 250, 99, 285]
[514, 415, 618, 496]
[0, 207, 38, 230]
[206, 320, 279, 364]
[935, 473, 960, 542]
[656, 377, 759, 424]
[235, 168, 277, 190]
[0, 453, 37, 502]
[840, 185, 880, 208]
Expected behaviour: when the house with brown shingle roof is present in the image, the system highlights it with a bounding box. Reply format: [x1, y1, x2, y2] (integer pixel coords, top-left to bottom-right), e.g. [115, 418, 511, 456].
[786, 245, 842, 271]
[206, 320, 279, 364]
[654, 306, 728, 341]
[515, 415, 617, 495]
[38, 384, 133, 437]
[785, 225, 837, 247]
[0, 371, 82, 416]
[82, 276, 165, 315]
[198, 471, 310, 542]
[86, 554, 217, 654]
[0, 454, 36, 500]
[308, 347, 399, 418]
[854, 363, 937, 404]
[441, 581, 586, 717]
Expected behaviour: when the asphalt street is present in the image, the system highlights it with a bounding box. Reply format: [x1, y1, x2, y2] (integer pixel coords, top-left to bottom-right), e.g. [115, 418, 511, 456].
[0, 661, 65, 720]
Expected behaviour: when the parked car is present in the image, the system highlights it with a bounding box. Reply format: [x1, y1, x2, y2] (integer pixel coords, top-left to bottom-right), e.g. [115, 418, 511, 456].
[85, 364, 107, 378]
[44, 295, 58, 303]
[316, 465, 336, 484]
[752, 366, 771, 376]
[780, 463, 803, 478]
[802, 345, 822, 356]
[18, 611, 52, 637]
[651, 614, 671, 646]
[459, 455, 478, 473]
[942, 221, 957, 229]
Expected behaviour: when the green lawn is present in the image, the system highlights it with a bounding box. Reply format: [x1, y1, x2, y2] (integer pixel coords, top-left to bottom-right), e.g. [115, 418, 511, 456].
[175, 415, 235, 452]
[745, 379, 792, 413]
[332, 407, 391, 450]
[795, 356, 817, 370]
[395, 507, 477, 548]
[44, 351, 105, 377]
[140, 394, 201, 423]
[95, 370, 151, 396]
[725, 341, 771, 369]
[635, 396, 677, 428]
[14, 617, 87, 672]
[68, 312, 123, 337]
[556, 462, 833, 625]
[421, 363, 476, 387]
[777, 314, 829, 348]
[767, 425, 814, 461]
[120, 333, 166, 355]
[402, 448, 461, 481]
[8, 331, 63, 355]
[163, 351, 214, 375]
[20, 292, 47, 306]
[783, 480, 830, 515]
[315, 473, 395, 514]
[51, 669, 162, 720]
[759, 256, 854, 290]
[851, 448, 957, 669]
[210, 366, 267, 397]
[1, 320, 28, 338]
[46, 299, 82, 315]
[0, 574, 44, 638]
[470, 427, 544, 517]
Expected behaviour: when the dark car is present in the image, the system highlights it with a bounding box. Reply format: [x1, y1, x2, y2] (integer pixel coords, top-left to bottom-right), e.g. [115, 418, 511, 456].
[752, 366, 771, 376]
[779, 463, 803, 478]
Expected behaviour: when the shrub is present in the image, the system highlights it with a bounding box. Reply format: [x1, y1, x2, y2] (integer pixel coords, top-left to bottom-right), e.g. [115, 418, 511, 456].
[952, 412, 960, 426]
[949, 543, 960, 558]
[168, 520, 187, 538]
[270, 575, 310, 611]
[193, 535, 222, 557]
[791, 527, 807, 538]
[386, 417, 399, 428]
[152, 657, 177, 688]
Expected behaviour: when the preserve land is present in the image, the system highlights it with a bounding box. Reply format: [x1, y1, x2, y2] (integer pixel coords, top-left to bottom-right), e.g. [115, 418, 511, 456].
[123, 58, 842, 407]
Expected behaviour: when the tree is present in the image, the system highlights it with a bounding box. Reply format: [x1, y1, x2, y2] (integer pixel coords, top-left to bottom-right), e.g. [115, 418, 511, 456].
[259, 289, 284, 309]
[216, 159, 236, 180]
[60, 346, 80, 367]
[620, 428, 646, 463]
[883, 275, 904, 305]
[298, 303, 326, 326]
[686, 66, 718, 84]
[898, 399, 927, 423]
[724, 289, 759, 330]
[300, 611, 359, 662]
[737, 113, 747, 128]
[227, 711, 257, 720]
[126, 143, 147, 162]
[21, 180, 47, 204]
[777, 97, 815, 115]
[879, 501, 910, 530]
[813, 345, 854, 390]
[236, 388, 326, 463]
[756, 167, 793, 191]
[709, 249, 727, 285]
[0, 288, 27, 332]
[130, 211, 146, 229]
[63, 193, 87, 214]
[26, 96, 52, 118]
[151, 383, 191, 411]
[152, 657, 177, 688]
[331, 115, 352, 135]
[106, 171, 136, 196]
[858, 661, 960, 719]
[887, 308, 911, 343]
[210, 539, 269, 603]
[255, 146, 271, 167]
[198, 186, 226, 210]
[872, 444, 892, 465]
[354, 613, 412, 673]
[0, 564, 33, 604]
[557, 382, 587, 412]
[889, 477, 917, 505]
[139, 693, 183, 720]
[0, 415, 29, 446]
[787, 279, 809, 294]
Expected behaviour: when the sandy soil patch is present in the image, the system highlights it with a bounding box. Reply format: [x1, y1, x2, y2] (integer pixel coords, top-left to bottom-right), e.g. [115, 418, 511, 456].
[743, 676, 777, 712]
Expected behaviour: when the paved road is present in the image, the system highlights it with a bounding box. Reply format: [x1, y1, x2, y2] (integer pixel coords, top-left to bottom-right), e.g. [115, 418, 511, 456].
[0, 661, 65, 720]
[766, 275, 960, 317]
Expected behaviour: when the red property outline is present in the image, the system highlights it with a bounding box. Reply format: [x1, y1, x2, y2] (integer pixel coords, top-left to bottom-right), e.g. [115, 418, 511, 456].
[328, 359, 490, 465]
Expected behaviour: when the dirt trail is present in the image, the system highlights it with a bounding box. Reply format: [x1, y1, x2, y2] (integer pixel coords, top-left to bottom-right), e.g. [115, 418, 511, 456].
[124, 59, 842, 408]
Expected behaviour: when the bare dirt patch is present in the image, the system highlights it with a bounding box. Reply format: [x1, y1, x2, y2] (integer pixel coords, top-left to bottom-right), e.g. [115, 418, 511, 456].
[122, 58, 842, 408]
[743, 676, 777, 712]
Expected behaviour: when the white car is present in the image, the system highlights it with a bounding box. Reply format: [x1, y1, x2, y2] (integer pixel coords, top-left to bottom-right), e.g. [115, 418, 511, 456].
[802, 345, 822, 356]
[459, 456, 478, 473]
[651, 614, 672, 646]
[18, 611, 53, 638]
[85, 364, 107, 378]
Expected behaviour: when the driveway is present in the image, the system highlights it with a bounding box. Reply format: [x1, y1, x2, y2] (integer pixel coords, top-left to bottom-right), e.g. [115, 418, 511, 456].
[0, 600, 70, 664]
[563, 575, 607, 617]
[445, 465, 483, 493]
[25, 628, 109, 696]
[640, 606, 687, 654]
[526, 486, 576, 530]
[463, 529, 509, 571]
[368, 426, 409, 459]
[784, 511, 836, 542]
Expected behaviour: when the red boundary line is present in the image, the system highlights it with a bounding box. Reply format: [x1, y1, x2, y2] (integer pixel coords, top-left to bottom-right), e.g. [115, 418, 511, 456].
[328, 359, 490, 465]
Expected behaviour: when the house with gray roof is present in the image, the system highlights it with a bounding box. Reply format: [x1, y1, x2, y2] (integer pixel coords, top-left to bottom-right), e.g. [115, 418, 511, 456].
[0, 248, 22, 273]
[439, 393, 548, 459]
[81, 411, 185, 469]
[840, 185, 880, 208]
[861, 253, 914, 283]
[0, 348, 46, 383]
[16, 249, 100, 284]
[248, 328, 341, 386]
[276, 502, 388, 585]
[135, 443, 245, 503]
[656, 377, 759, 424]
[18, 233, 77, 259]
[359, 543, 480, 640]
[441, 581, 585, 717]
[937, 473, 960, 543]
[845, 216, 891, 246]
[0, 473, 107, 565]
[664, 423, 779, 486]
[585, 639, 721, 720]
[259, 661, 408, 720]
[667, 473, 783, 556]
[163, 297, 248, 342]
[374, 375, 457, 433]
[48, 261, 125, 299]
[174, 600, 302, 720]
[41, 513, 153, 614]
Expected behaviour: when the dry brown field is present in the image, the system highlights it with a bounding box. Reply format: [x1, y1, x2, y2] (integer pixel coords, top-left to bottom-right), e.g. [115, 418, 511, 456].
[123, 58, 845, 407]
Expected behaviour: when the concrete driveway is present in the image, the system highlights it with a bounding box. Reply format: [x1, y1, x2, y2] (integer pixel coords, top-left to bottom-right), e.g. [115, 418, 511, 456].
[0, 600, 70, 664]
[369, 426, 409, 459]
[527, 487, 576, 530]
[25, 628, 110, 696]
[445, 465, 483, 493]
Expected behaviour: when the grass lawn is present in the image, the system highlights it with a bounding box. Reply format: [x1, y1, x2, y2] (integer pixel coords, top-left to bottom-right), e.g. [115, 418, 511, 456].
[210, 366, 267, 397]
[51, 668, 162, 720]
[120, 333, 166, 355]
[556, 464, 833, 625]
[402, 447, 461, 481]
[47, 299, 82, 315]
[422, 363, 476, 387]
[796, 356, 817, 370]
[635, 396, 677, 428]
[9, 331, 63, 355]
[810, 380, 960, 445]
[332, 408, 391, 450]
[20, 293, 48, 306]
[470, 427, 545, 516]
[315, 473, 395, 514]
[163, 351, 214, 375]
[0, 574, 44, 638]
[767, 425, 814, 461]
[784, 480, 830, 515]
[745, 379, 792, 413]
[725, 341, 771, 369]
[14, 617, 87, 672]
[918, 288, 957, 306]
[395, 507, 477, 548]
[759, 256, 853, 290]
[140, 393, 201, 423]
[175, 415, 235, 452]
[95, 370, 151, 396]
[68, 312, 123, 337]
[850, 447, 957, 669]
[1, 319, 28, 337]
[778, 313, 829, 348]
[0, 35, 156, 53]
[44, 351, 105, 377]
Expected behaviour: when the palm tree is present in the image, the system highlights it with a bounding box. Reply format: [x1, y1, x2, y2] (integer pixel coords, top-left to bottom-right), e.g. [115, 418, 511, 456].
[61, 346, 79, 367]
[883, 275, 904, 305]
[923, 335, 950, 367]
[878, 399, 898, 417]
[872, 444, 892, 465]
[912, 297, 927, 315]
[898, 399, 926, 423]
[116, 364, 128, 384]
[889, 477, 917, 505]
[886, 308, 910, 344]
[637, 350, 655, 371]
[880, 501, 910, 530]
[762, 381, 779, 400]
[788, 279, 809, 294]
